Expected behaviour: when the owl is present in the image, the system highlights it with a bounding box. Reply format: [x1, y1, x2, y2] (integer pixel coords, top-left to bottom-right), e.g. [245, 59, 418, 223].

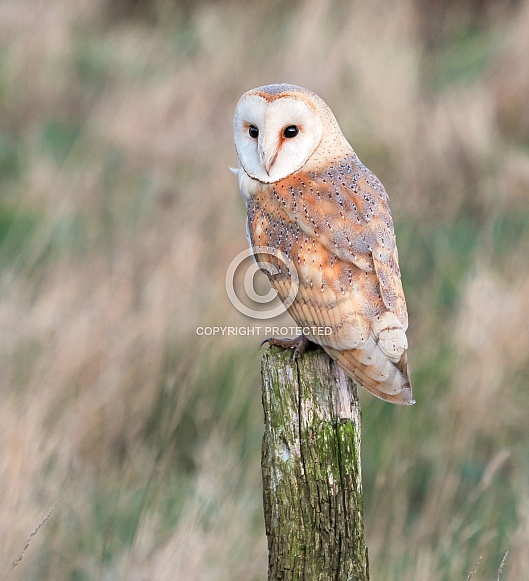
[232, 84, 414, 405]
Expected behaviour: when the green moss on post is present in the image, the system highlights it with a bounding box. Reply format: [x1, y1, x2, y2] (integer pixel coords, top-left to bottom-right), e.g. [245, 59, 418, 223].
[261, 346, 369, 581]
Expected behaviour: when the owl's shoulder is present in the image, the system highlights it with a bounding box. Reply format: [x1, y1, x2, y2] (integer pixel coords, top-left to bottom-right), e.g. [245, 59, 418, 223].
[260, 154, 391, 224]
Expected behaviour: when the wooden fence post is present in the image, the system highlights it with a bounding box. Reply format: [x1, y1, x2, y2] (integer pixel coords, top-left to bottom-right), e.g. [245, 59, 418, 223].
[261, 345, 369, 581]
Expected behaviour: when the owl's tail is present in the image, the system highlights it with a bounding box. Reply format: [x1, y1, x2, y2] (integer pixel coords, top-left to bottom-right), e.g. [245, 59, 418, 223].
[323, 346, 415, 405]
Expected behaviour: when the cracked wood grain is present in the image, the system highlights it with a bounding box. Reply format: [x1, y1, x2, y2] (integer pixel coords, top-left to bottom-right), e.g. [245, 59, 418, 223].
[261, 345, 369, 580]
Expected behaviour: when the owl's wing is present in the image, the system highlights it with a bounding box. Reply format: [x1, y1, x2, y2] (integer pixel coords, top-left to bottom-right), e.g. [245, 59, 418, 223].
[323, 345, 413, 405]
[247, 157, 412, 403]
[282, 158, 406, 321]
[271, 158, 412, 403]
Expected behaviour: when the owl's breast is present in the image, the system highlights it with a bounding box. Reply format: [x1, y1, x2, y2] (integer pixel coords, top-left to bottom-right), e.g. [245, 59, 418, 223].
[237, 166, 268, 206]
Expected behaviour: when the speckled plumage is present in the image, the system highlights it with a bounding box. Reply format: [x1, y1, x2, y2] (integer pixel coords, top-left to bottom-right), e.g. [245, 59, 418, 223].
[233, 84, 413, 405]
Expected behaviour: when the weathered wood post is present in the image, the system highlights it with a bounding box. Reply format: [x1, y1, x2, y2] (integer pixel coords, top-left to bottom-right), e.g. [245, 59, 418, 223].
[261, 345, 369, 581]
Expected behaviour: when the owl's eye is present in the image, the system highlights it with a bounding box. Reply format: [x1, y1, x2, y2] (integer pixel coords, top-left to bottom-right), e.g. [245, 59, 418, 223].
[248, 125, 259, 138]
[283, 125, 299, 138]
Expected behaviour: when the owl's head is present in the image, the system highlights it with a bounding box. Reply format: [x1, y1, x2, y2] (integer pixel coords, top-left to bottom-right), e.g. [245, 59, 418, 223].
[234, 84, 350, 183]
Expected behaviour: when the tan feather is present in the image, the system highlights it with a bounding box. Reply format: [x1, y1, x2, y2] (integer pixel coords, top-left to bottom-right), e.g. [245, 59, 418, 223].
[323, 346, 414, 405]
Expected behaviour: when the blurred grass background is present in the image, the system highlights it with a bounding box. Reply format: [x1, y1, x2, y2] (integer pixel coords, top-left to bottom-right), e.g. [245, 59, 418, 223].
[0, 0, 528, 579]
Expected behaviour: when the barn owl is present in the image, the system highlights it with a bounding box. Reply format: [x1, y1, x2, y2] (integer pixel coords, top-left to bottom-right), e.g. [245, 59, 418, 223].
[232, 84, 414, 405]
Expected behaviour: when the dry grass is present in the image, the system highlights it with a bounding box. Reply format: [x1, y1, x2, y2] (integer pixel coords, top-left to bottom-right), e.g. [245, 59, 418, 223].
[0, 0, 528, 579]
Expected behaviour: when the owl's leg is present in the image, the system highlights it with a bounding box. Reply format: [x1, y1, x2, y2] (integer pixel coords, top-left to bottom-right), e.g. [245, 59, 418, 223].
[260, 334, 311, 361]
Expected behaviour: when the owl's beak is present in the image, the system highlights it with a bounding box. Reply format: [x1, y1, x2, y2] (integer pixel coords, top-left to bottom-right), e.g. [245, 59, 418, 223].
[264, 153, 278, 175]
[259, 146, 278, 176]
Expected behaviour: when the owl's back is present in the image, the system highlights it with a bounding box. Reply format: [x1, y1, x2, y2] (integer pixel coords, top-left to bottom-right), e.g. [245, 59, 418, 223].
[246, 153, 413, 405]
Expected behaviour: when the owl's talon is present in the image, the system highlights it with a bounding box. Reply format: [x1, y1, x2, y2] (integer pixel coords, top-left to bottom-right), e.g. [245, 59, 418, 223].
[260, 335, 310, 361]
